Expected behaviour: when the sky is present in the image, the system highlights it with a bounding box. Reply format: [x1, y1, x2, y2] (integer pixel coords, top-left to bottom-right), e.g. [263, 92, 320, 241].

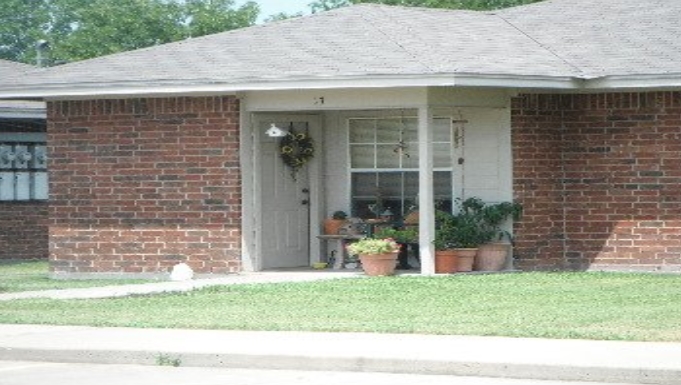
[238, 0, 312, 21]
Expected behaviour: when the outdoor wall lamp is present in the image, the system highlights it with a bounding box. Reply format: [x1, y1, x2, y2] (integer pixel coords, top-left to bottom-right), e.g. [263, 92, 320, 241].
[265, 123, 289, 138]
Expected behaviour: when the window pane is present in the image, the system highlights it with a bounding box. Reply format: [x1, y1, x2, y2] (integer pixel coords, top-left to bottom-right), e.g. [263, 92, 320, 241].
[376, 145, 400, 168]
[403, 171, 419, 200]
[434, 171, 453, 212]
[376, 118, 401, 143]
[377, 172, 402, 199]
[402, 118, 418, 142]
[401, 144, 419, 169]
[352, 173, 377, 198]
[350, 145, 374, 168]
[433, 118, 451, 142]
[433, 143, 452, 168]
[349, 119, 375, 143]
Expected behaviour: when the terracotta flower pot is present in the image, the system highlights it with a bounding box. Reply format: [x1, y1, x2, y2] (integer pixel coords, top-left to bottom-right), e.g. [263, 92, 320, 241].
[435, 249, 458, 274]
[454, 248, 478, 272]
[359, 253, 398, 276]
[323, 219, 346, 235]
[475, 243, 510, 271]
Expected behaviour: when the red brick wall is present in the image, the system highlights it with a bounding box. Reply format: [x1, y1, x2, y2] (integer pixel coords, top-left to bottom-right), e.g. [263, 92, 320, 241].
[47, 96, 242, 275]
[0, 202, 48, 260]
[513, 92, 681, 271]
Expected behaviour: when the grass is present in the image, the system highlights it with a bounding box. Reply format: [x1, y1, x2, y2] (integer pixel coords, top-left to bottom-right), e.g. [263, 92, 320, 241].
[1, 271, 680, 342]
[0, 260, 152, 293]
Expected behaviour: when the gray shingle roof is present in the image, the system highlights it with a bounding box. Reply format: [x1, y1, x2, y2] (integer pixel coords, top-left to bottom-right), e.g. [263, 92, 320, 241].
[0, 0, 679, 97]
[497, 0, 681, 77]
[0, 59, 36, 78]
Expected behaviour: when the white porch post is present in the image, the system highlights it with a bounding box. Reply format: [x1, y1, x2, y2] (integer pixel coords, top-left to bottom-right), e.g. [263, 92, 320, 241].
[418, 106, 435, 275]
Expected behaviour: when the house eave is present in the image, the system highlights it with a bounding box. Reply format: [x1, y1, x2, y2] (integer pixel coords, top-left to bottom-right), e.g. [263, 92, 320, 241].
[0, 108, 47, 119]
[584, 73, 681, 90]
[0, 73, 581, 100]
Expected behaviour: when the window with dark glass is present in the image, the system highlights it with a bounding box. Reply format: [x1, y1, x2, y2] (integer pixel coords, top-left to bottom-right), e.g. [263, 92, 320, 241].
[349, 117, 452, 219]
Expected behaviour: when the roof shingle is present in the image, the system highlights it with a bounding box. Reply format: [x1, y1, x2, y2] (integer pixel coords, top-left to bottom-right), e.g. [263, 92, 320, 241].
[0, 0, 679, 96]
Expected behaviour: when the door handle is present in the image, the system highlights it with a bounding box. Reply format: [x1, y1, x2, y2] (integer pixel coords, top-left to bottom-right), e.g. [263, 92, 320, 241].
[301, 199, 310, 205]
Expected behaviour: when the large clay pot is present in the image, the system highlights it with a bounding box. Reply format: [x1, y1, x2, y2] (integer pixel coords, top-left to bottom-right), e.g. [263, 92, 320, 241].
[435, 249, 458, 274]
[323, 219, 346, 235]
[454, 248, 478, 272]
[359, 253, 398, 276]
[475, 243, 510, 271]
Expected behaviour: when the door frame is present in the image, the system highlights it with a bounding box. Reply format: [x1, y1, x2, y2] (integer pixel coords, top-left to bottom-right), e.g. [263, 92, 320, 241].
[248, 113, 323, 271]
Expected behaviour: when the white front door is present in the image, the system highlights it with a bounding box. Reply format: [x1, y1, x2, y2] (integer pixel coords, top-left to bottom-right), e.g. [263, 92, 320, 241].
[259, 119, 315, 269]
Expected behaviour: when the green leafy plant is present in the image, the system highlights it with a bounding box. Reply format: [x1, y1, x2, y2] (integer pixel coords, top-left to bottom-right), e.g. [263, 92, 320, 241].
[434, 209, 494, 250]
[332, 210, 348, 220]
[373, 227, 418, 244]
[481, 201, 523, 242]
[347, 238, 400, 256]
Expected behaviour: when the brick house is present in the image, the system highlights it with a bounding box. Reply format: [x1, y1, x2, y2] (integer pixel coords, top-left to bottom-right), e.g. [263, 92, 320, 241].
[0, 0, 679, 276]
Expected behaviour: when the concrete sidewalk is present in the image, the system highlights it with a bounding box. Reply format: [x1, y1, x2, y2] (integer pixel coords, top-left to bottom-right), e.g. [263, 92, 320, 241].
[0, 271, 362, 301]
[1, 324, 680, 385]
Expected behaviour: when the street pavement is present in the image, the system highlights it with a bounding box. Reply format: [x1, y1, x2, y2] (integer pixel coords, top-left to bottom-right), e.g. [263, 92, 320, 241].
[0, 361, 648, 385]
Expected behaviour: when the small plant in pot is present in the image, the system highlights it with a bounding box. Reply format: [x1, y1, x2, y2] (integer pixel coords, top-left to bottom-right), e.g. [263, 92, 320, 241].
[346, 237, 400, 276]
[323, 210, 348, 235]
[374, 227, 419, 270]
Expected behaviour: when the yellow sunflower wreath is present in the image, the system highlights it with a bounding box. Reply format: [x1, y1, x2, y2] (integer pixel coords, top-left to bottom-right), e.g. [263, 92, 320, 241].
[280, 125, 314, 180]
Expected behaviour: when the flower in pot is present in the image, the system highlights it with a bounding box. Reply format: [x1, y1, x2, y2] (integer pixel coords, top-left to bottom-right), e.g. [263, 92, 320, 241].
[346, 237, 400, 276]
[323, 210, 348, 235]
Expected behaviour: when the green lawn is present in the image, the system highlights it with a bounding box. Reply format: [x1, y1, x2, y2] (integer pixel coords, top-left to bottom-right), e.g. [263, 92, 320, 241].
[0, 260, 152, 293]
[1, 271, 680, 342]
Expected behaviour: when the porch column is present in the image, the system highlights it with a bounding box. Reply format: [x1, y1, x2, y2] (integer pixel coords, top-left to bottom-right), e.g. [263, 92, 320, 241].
[418, 106, 436, 275]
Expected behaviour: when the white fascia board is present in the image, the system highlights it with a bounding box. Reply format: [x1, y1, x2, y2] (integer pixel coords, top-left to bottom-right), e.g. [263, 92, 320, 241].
[0, 73, 580, 100]
[0, 108, 46, 119]
[584, 73, 681, 90]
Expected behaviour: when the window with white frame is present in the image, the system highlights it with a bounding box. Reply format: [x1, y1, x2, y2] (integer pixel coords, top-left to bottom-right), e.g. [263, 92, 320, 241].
[349, 116, 453, 219]
[0, 133, 48, 201]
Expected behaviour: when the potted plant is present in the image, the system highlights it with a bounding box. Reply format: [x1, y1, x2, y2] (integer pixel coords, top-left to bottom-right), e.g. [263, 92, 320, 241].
[433, 211, 459, 273]
[476, 201, 523, 271]
[374, 227, 419, 269]
[434, 199, 496, 272]
[346, 237, 400, 276]
[323, 210, 348, 235]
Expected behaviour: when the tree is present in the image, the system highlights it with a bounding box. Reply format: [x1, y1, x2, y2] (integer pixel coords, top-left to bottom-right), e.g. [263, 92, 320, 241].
[309, 0, 544, 12]
[263, 12, 305, 23]
[0, 0, 50, 64]
[0, 0, 260, 65]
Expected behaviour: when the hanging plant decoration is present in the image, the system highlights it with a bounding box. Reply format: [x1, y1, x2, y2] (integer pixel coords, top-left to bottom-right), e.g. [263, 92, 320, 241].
[280, 122, 314, 180]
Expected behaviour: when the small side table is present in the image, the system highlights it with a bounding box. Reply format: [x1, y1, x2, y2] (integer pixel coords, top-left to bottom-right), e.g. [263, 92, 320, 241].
[316, 234, 364, 269]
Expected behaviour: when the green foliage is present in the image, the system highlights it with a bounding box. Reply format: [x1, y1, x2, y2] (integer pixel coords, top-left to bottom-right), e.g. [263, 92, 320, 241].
[263, 12, 305, 23]
[373, 227, 418, 244]
[332, 210, 348, 220]
[0, 0, 259, 64]
[434, 208, 493, 250]
[434, 198, 522, 249]
[346, 238, 400, 256]
[309, 0, 545, 12]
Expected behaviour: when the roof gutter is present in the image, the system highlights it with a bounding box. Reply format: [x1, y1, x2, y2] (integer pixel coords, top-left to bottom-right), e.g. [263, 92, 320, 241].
[584, 73, 681, 90]
[0, 73, 580, 101]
